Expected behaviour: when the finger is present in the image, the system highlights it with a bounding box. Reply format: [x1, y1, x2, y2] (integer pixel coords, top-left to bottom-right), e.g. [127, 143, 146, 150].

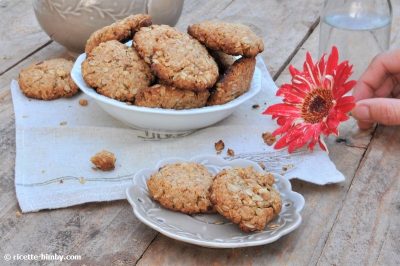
[352, 98, 400, 126]
[357, 120, 374, 130]
[353, 50, 400, 101]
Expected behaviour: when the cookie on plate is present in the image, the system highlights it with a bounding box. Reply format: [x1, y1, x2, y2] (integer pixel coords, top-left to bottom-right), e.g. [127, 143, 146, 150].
[134, 25, 219, 92]
[85, 14, 152, 54]
[147, 162, 214, 214]
[82, 40, 153, 102]
[207, 57, 256, 106]
[135, 84, 210, 109]
[18, 58, 79, 100]
[188, 21, 264, 57]
[210, 167, 282, 232]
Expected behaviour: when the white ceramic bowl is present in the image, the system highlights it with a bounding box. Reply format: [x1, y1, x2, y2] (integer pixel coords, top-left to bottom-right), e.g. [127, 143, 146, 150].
[70, 42, 262, 134]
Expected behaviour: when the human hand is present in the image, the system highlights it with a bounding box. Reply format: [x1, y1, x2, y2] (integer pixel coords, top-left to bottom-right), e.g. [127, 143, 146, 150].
[352, 49, 400, 129]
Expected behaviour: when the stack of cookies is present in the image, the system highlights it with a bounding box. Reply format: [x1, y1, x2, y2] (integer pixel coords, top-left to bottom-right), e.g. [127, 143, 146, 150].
[147, 162, 282, 233]
[81, 14, 264, 109]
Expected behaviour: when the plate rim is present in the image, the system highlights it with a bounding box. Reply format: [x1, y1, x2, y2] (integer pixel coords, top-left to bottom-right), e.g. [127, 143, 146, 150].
[126, 154, 305, 248]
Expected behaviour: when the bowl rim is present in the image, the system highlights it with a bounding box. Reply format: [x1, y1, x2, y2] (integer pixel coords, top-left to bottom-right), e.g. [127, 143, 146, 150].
[70, 41, 262, 116]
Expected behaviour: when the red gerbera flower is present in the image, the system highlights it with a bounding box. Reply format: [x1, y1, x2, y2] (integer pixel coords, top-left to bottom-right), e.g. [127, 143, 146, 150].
[263, 46, 356, 153]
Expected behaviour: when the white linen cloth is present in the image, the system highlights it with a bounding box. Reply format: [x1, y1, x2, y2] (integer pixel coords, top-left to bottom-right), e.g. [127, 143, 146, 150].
[11, 58, 344, 212]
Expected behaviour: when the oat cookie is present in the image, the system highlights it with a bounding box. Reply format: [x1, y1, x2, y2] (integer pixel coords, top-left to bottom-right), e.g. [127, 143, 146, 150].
[133, 25, 182, 64]
[82, 40, 153, 102]
[135, 84, 209, 109]
[211, 167, 282, 232]
[18, 58, 79, 100]
[207, 57, 256, 106]
[188, 21, 264, 57]
[209, 50, 237, 73]
[91, 150, 116, 171]
[134, 25, 219, 91]
[147, 162, 214, 214]
[85, 14, 152, 54]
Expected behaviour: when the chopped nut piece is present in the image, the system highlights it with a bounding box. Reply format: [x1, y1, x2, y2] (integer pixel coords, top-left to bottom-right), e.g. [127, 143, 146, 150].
[258, 162, 266, 170]
[79, 99, 88, 106]
[252, 104, 260, 109]
[262, 131, 276, 146]
[215, 140, 225, 152]
[15, 211, 22, 218]
[91, 150, 116, 171]
[227, 148, 235, 157]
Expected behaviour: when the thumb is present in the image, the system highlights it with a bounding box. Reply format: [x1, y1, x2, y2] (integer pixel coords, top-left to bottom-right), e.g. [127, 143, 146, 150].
[352, 98, 400, 128]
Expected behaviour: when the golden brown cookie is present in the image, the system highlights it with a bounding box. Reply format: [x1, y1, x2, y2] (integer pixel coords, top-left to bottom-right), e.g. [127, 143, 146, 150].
[135, 84, 209, 109]
[82, 40, 153, 102]
[133, 25, 181, 64]
[134, 25, 219, 92]
[207, 57, 256, 106]
[18, 58, 79, 100]
[85, 14, 152, 54]
[147, 162, 214, 214]
[188, 21, 264, 57]
[209, 50, 237, 73]
[210, 167, 281, 232]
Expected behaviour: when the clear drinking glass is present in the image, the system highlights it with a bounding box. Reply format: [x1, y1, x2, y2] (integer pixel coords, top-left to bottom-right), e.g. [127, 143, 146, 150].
[319, 0, 392, 80]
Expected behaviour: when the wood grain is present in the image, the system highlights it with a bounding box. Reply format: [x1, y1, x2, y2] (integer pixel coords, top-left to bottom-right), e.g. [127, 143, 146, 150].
[0, 0, 51, 75]
[317, 126, 400, 266]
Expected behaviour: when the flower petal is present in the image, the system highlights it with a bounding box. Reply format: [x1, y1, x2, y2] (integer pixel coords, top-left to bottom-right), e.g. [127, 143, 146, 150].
[263, 103, 301, 117]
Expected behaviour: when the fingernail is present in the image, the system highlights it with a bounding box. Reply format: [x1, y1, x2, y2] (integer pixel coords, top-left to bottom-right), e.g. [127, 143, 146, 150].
[352, 105, 371, 121]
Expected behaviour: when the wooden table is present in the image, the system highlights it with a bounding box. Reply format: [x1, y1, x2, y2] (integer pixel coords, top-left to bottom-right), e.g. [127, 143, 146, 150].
[1, 0, 399, 265]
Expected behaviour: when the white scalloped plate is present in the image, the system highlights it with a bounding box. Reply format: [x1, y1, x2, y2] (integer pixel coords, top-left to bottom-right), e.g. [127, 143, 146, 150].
[126, 155, 305, 248]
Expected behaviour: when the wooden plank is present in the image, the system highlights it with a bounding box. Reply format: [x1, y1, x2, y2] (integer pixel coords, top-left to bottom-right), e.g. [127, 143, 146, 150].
[136, 26, 373, 266]
[317, 126, 400, 266]
[0, 0, 51, 75]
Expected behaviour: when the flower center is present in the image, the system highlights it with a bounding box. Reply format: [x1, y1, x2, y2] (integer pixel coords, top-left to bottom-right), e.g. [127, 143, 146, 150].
[301, 88, 333, 123]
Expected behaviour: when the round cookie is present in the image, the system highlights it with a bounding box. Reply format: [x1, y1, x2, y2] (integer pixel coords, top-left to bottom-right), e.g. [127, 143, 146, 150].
[18, 58, 79, 100]
[209, 50, 237, 73]
[85, 14, 152, 54]
[135, 84, 210, 109]
[147, 162, 214, 214]
[210, 167, 282, 232]
[207, 57, 256, 106]
[134, 25, 219, 91]
[188, 21, 264, 57]
[133, 25, 181, 64]
[82, 40, 153, 102]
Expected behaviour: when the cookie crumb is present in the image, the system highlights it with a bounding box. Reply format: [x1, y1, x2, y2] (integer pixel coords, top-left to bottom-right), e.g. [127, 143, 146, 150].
[59, 121, 67, 126]
[258, 162, 266, 170]
[282, 164, 294, 172]
[59, 179, 64, 184]
[262, 132, 276, 146]
[215, 140, 225, 153]
[15, 210, 22, 218]
[252, 104, 260, 109]
[91, 150, 116, 171]
[79, 177, 86, 184]
[227, 148, 235, 157]
[79, 99, 88, 106]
